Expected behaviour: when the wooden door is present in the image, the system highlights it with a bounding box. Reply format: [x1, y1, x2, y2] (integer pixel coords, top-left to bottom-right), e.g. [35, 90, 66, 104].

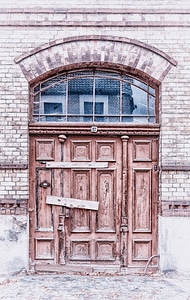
[29, 136, 61, 268]
[127, 137, 159, 271]
[29, 134, 122, 273]
[62, 136, 122, 271]
[29, 134, 158, 273]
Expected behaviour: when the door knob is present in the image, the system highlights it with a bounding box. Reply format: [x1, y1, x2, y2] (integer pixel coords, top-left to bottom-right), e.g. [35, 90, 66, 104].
[39, 180, 50, 188]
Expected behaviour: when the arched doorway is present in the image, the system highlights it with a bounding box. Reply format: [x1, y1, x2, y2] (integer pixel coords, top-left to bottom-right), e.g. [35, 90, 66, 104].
[29, 68, 159, 273]
[15, 35, 176, 273]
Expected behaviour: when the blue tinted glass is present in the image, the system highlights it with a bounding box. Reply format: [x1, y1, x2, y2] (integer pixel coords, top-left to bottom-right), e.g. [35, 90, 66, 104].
[84, 102, 93, 114]
[34, 84, 40, 93]
[34, 70, 156, 123]
[131, 86, 147, 115]
[42, 82, 66, 96]
[44, 103, 62, 114]
[95, 102, 104, 114]
[68, 78, 93, 121]
[95, 70, 120, 78]
[41, 75, 66, 89]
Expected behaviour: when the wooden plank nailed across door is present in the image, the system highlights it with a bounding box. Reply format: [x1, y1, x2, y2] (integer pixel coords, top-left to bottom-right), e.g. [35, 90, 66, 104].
[46, 162, 108, 169]
[46, 195, 99, 210]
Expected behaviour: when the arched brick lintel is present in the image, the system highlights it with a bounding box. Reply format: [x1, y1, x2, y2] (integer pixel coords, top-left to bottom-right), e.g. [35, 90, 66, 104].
[15, 35, 177, 84]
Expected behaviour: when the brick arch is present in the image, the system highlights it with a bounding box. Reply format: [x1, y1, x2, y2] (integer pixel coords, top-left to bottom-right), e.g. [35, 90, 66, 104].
[15, 35, 177, 83]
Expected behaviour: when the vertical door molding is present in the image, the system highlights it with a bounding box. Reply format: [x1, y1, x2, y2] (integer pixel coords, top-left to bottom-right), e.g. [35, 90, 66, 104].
[58, 134, 67, 264]
[121, 135, 129, 267]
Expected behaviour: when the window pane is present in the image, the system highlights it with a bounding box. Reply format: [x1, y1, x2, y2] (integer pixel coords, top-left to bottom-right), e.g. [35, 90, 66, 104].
[42, 81, 66, 96]
[43, 103, 63, 121]
[33, 94, 40, 121]
[122, 81, 136, 122]
[133, 79, 148, 91]
[95, 102, 104, 114]
[95, 78, 120, 122]
[131, 85, 148, 122]
[132, 86, 147, 114]
[68, 70, 93, 78]
[84, 102, 93, 114]
[149, 86, 155, 96]
[149, 95, 155, 122]
[68, 77, 93, 121]
[41, 75, 66, 89]
[33, 70, 157, 124]
[34, 84, 40, 93]
[122, 75, 133, 84]
[40, 82, 66, 122]
[95, 70, 120, 79]
[149, 95, 155, 115]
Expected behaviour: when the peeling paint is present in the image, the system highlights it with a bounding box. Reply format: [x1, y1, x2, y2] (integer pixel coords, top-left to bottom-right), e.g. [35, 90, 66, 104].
[6, 230, 18, 242]
[159, 216, 190, 275]
[12, 217, 27, 231]
[0, 215, 29, 276]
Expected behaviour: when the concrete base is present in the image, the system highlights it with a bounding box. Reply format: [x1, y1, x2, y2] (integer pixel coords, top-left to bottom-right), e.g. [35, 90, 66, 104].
[159, 216, 190, 275]
[1, 214, 190, 276]
[0, 215, 29, 276]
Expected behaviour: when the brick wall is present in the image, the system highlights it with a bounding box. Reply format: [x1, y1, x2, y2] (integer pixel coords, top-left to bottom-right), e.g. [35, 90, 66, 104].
[0, 2, 190, 217]
[0, 0, 190, 9]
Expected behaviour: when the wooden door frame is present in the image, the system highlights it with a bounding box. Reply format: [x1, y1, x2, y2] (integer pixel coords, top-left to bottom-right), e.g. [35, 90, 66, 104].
[29, 124, 160, 274]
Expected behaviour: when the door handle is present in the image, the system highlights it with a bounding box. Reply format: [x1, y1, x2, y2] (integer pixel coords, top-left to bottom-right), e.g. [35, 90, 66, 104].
[57, 225, 63, 231]
[154, 165, 159, 172]
[39, 180, 50, 188]
[65, 208, 70, 218]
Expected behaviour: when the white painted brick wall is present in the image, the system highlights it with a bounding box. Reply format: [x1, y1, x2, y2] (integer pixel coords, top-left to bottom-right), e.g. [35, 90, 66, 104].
[0, 2, 190, 203]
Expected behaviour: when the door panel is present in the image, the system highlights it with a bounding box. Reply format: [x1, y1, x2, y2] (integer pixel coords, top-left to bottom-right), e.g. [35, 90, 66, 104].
[29, 136, 61, 264]
[63, 136, 122, 266]
[96, 170, 115, 232]
[133, 168, 152, 232]
[127, 138, 158, 269]
[29, 134, 158, 273]
[36, 169, 53, 230]
[70, 170, 91, 232]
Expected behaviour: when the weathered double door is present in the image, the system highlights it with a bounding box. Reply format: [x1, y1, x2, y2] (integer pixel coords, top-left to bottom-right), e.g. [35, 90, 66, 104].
[29, 134, 158, 273]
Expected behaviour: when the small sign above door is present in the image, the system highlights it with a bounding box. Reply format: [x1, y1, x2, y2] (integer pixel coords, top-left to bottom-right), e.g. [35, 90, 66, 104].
[46, 195, 99, 211]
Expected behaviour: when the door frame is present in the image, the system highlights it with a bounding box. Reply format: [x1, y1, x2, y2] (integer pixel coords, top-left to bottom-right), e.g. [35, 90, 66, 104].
[29, 123, 160, 274]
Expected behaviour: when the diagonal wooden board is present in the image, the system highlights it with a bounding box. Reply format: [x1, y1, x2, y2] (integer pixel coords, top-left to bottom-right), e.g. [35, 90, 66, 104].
[46, 195, 99, 211]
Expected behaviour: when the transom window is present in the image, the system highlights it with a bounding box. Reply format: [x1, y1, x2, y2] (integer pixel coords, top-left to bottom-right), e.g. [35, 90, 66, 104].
[32, 69, 157, 123]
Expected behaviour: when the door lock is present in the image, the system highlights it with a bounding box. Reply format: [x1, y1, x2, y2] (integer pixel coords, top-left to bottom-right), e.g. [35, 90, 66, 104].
[39, 180, 50, 188]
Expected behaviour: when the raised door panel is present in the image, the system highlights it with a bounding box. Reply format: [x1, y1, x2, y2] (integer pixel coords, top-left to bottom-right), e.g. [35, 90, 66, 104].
[30, 137, 61, 265]
[133, 168, 152, 232]
[96, 141, 116, 161]
[70, 240, 91, 261]
[36, 169, 53, 230]
[35, 238, 55, 260]
[70, 170, 91, 232]
[64, 136, 121, 266]
[95, 240, 116, 261]
[35, 139, 55, 161]
[71, 140, 92, 161]
[133, 140, 152, 162]
[96, 170, 115, 232]
[127, 137, 158, 268]
[132, 239, 152, 261]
